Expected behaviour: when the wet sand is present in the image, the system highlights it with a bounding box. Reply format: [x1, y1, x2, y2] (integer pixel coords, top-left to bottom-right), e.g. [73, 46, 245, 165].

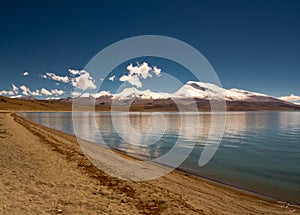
[0, 112, 299, 214]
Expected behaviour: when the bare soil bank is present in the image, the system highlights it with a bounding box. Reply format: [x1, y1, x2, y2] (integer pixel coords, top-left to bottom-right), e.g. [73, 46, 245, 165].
[0, 112, 299, 214]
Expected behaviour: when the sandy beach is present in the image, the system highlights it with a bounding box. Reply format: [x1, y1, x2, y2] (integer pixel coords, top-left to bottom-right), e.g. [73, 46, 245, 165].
[0, 112, 299, 214]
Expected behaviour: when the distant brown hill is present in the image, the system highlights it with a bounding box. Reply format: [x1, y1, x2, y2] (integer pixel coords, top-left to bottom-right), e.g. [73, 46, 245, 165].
[0, 95, 73, 111]
[1, 95, 300, 112]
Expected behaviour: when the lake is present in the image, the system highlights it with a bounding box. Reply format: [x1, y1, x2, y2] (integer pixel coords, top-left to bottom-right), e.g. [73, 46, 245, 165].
[19, 111, 300, 204]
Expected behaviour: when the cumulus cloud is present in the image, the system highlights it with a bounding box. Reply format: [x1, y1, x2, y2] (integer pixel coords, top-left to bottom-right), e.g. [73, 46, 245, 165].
[71, 91, 111, 98]
[40, 88, 52, 96]
[18, 85, 41, 96]
[22, 86, 64, 97]
[12, 84, 19, 94]
[9, 84, 65, 97]
[119, 74, 142, 88]
[0, 90, 7, 95]
[44, 72, 70, 83]
[68, 69, 84, 75]
[127, 62, 152, 79]
[71, 91, 82, 97]
[153, 66, 161, 76]
[109, 75, 116, 81]
[23, 71, 29, 76]
[0, 82, 64, 98]
[0, 84, 21, 96]
[51, 89, 64, 96]
[20, 85, 31, 96]
[69, 70, 96, 90]
[0, 90, 14, 96]
[41, 69, 97, 91]
[30, 90, 41, 96]
[91, 91, 111, 98]
[278, 94, 300, 103]
[119, 62, 162, 88]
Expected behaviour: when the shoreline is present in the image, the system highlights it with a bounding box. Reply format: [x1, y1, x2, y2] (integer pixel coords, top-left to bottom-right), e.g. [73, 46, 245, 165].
[1, 112, 299, 214]
[12, 112, 300, 205]
[13, 113, 300, 209]
[14, 111, 300, 206]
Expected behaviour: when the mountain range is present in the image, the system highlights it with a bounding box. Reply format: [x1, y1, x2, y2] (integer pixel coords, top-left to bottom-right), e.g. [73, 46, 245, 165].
[1, 81, 299, 111]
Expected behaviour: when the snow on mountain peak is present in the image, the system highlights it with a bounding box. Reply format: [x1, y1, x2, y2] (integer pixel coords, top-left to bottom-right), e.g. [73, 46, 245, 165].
[113, 88, 171, 100]
[186, 81, 224, 92]
[175, 81, 269, 101]
[91, 91, 112, 98]
[78, 91, 112, 98]
[77, 81, 271, 102]
[229, 88, 268, 97]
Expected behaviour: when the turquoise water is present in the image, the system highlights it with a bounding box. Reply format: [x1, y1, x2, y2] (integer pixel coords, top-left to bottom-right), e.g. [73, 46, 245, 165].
[19, 111, 300, 204]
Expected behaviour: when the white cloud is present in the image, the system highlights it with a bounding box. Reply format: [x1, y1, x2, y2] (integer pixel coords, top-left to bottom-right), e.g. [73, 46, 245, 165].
[119, 62, 162, 88]
[278, 94, 300, 103]
[68, 69, 84, 75]
[127, 62, 152, 79]
[0, 90, 7, 95]
[153, 66, 161, 76]
[44, 72, 70, 83]
[12, 84, 19, 94]
[71, 91, 82, 97]
[19, 85, 41, 96]
[51, 89, 64, 96]
[40, 88, 52, 96]
[23, 71, 29, 76]
[71, 91, 111, 98]
[119, 74, 142, 88]
[70, 70, 96, 90]
[91, 91, 112, 98]
[30, 90, 41, 96]
[0, 90, 14, 96]
[27, 88, 64, 97]
[2, 84, 63, 98]
[109, 75, 116, 81]
[20, 85, 31, 96]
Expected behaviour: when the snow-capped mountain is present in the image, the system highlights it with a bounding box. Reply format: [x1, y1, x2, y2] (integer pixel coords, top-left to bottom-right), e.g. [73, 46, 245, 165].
[173, 81, 271, 101]
[3, 81, 300, 111]
[79, 91, 112, 98]
[94, 81, 274, 102]
[112, 88, 171, 100]
[67, 81, 300, 111]
[16, 95, 37, 100]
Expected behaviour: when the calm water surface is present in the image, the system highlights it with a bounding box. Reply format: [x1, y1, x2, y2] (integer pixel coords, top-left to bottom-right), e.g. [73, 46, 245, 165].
[19, 111, 300, 204]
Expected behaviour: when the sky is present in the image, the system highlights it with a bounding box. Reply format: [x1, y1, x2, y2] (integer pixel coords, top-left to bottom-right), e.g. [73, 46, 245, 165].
[0, 0, 299, 102]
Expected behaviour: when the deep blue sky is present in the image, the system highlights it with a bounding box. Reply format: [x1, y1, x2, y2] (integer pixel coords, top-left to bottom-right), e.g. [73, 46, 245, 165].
[0, 0, 299, 98]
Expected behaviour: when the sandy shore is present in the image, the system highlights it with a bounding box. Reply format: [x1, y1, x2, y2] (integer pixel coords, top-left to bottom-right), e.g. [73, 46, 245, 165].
[0, 112, 299, 214]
